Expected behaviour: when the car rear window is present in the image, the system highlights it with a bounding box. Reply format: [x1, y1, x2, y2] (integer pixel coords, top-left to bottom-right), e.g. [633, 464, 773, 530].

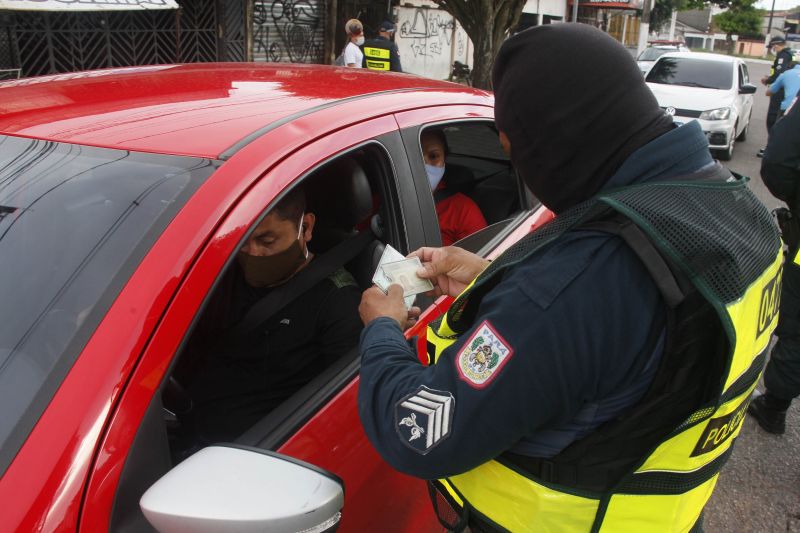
[638, 47, 673, 61]
[646, 57, 733, 90]
[0, 135, 216, 474]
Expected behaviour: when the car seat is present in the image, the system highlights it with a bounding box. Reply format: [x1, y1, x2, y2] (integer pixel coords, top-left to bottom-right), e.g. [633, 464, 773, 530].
[306, 157, 385, 288]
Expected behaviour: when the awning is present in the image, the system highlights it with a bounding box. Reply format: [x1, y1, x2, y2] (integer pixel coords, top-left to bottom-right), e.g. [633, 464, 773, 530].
[0, 0, 179, 11]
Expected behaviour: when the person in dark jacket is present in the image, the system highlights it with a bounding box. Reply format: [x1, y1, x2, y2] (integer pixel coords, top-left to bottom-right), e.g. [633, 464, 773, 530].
[759, 36, 795, 157]
[362, 21, 402, 72]
[185, 188, 363, 443]
[749, 103, 800, 434]
[355, 23, 782, 531]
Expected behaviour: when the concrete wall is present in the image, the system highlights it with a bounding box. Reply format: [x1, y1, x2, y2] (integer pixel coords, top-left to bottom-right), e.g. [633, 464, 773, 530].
[394, 5, 472, 80]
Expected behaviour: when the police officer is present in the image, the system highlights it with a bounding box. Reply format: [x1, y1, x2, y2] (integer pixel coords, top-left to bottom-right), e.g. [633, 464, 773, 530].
[749, 103, 800, 434]
[357, 24, 781, 532]
[362, 20, 402, 72]
[759, 36, 795, 157]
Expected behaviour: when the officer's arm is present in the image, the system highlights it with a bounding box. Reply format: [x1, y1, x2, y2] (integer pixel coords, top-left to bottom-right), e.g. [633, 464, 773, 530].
[392, 43, 403, 72]
[358, 235, 662, 480]
[769, 73, 785, 96]
[359, 276, 606, 478]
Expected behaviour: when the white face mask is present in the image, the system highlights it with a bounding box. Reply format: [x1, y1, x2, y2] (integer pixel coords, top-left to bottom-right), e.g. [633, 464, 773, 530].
[355, 36, 365, 46]
[425, 164, 446, 191]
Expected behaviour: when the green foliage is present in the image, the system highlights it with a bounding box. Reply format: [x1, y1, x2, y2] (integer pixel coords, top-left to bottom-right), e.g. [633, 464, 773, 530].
[713, 5, 762, 39]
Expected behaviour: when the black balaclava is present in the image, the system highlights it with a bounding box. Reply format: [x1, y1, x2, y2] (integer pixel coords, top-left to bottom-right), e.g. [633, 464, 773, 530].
[493, 24, 673, 214]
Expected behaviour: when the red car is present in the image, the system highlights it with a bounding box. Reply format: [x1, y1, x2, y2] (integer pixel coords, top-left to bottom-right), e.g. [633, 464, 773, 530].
[0, 64, 553, 532]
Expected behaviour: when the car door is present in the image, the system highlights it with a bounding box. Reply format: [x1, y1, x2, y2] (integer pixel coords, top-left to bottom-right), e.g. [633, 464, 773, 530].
[737, 61, 753, 133]
[78, 113, 438, 531]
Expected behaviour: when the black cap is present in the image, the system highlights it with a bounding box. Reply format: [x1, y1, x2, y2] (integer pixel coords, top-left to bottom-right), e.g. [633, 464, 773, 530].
[379, 20, 396, 33]
[769, 36, 786, 46]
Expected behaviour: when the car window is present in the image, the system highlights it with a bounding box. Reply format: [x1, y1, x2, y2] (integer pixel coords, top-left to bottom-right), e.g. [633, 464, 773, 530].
[0, 135, 215, 475]
[164, 142, 403, 460]
[419, 122, 525, 247]
[638, 47, 672, 61]
[646, 57, 733, 90]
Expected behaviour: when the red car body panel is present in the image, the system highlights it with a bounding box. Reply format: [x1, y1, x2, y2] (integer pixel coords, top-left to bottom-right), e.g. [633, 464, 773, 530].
[0, 63, 490, 159]
[0, 64, 540, 532]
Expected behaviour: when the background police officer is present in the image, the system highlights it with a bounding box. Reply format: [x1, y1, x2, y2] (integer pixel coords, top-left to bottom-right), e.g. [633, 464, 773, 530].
[749, 103, 800, 434]
[759, 36, 795, 157]
[362, 21, 402, 72]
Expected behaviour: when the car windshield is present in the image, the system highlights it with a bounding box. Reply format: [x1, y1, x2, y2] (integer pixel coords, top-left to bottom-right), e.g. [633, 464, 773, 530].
[646, 57, 733, 90]
[0, 135, 216, 474]
[638, 47, 673, 61]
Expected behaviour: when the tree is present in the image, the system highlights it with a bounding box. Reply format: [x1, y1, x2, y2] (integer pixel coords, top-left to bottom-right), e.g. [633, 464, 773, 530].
[713, 1, 762, 54]
[432, 0, 527, 90]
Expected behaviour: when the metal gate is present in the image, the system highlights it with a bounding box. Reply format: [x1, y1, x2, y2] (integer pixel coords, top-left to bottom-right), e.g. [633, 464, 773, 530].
[251, 0, 325, 63]
[4, 0, 247, 77]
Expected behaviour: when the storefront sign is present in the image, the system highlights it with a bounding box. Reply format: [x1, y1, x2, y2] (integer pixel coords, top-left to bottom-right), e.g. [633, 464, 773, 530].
[0, 0, 179, 10]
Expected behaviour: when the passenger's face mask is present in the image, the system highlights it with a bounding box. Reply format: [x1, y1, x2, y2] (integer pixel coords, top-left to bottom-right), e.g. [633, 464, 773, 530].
[355, 36, 365, 46]
[425, 163, 446, 191]
[238, 214, 308, 288]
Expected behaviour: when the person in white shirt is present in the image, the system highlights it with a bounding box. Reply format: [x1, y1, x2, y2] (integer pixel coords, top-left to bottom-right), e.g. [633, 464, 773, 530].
[343, 19, 364, 68]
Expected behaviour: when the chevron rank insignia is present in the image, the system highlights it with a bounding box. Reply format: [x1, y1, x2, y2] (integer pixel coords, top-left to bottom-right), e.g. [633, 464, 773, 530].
[457, 320, 513, 388]
[395, 387, 455, 454]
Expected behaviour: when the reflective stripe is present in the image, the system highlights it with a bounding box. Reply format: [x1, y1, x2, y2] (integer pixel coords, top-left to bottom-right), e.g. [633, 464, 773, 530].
[794, 247, 800, 266]
[721, 249, 783, 391]
[364, 46, 391, 59]
[365, 60, 390, 71]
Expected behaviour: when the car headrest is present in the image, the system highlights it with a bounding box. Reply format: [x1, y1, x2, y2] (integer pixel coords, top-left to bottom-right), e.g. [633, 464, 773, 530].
[308, 157, 373, 229]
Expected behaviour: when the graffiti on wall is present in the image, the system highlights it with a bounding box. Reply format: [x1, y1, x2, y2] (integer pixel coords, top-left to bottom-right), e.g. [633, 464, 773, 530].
[394, 5, 470, 80]
[397, 7, 455, 58]
[252, 0, 324, 63]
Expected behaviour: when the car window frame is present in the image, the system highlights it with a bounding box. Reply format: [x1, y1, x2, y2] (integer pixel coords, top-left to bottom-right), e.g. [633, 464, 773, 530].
[83, 117, 421, 531]
[399, 117, 533, 250]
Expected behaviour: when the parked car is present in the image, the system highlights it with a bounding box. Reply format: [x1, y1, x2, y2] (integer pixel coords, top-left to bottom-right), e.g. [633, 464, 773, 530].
[636, 42, 690, 75]
[645, 52, 757, 160]
[0, 64, 553, 532]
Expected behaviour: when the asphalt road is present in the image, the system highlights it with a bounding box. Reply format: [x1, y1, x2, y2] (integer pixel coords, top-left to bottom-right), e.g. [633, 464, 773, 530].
[703, 60, 800, 533]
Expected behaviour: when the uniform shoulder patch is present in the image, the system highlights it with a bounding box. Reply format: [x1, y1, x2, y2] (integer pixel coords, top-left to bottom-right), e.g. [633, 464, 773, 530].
[395, 386, 455, 454]
[456, 320, 513, 388]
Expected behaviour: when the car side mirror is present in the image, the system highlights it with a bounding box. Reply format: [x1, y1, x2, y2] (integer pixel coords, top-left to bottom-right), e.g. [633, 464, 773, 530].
[739, 83, 757, 94]
[140, 445, 344, 533]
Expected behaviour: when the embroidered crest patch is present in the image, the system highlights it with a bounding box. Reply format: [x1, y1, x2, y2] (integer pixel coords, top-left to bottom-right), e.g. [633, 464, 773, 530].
[457, 321, 513, 388]
[395, 386, 455, 454]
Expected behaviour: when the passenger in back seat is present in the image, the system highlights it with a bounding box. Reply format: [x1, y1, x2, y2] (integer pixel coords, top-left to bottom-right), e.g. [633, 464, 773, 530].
[421, 129, 487, 245]
[185, 188, 363, 443]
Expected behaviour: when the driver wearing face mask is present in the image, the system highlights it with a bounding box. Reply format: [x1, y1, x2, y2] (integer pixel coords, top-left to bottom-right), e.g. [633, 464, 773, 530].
[421, 129, 487, 246]
[185, 188, 363, 443]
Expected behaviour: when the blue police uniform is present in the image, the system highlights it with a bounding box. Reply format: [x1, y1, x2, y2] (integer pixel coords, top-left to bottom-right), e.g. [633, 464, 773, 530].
[358, 121, 714, 479]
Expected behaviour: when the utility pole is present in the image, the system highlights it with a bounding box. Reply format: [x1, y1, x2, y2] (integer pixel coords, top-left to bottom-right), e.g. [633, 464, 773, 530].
[767, 0, 776, 35]
[573, 0, 579, 22]
[668, 9, 678, 41]
[637, 0, 652, 56]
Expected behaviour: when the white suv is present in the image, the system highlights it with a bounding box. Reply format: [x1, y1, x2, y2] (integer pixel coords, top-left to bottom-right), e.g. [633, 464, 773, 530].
[645, 52, 757, 160]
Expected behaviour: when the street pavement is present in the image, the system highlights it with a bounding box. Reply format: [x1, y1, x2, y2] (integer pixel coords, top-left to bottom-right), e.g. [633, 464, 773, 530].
[703, 60, 800, 533]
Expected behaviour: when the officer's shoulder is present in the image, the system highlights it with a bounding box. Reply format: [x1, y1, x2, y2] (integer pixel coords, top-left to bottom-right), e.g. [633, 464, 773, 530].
[503, 230, 627, 309]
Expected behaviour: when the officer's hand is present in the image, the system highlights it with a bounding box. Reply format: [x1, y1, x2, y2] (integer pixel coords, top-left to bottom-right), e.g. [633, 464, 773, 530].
[360, 284, 415, 329]
[409, 246, 490, 298]
[761, 76, 769, 85]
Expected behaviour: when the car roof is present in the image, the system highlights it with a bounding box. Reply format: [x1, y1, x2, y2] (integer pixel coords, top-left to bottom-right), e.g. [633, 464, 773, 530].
[0, 63, 491, 159]
[658, 51, 737, 63]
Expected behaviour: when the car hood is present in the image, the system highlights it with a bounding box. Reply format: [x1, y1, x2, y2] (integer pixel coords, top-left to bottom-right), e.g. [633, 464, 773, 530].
[646, 83, 734, 112]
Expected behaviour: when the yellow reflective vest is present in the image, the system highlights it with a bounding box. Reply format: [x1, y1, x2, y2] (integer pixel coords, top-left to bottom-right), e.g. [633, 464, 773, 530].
[425, 171, 782, 532]
[364, 45, 391, 71]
